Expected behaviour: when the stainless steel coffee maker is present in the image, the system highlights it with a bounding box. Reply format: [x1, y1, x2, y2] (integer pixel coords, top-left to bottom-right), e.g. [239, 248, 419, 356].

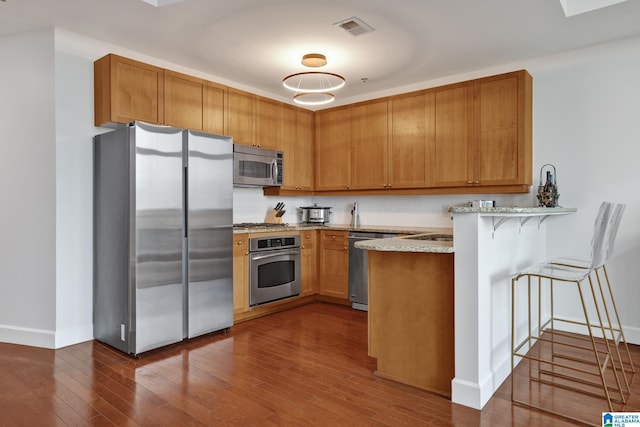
[537, 164, 559, 207]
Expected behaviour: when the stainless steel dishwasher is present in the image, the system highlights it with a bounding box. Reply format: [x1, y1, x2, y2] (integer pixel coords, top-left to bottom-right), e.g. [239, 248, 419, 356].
[348, 231, 398, 311]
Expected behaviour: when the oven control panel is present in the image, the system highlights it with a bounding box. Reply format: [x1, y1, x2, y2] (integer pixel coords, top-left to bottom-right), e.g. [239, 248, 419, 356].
[249, 235, 301, 252]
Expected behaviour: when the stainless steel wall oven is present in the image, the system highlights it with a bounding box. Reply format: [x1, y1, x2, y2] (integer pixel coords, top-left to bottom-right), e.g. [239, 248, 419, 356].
[249, 234, 301, 306]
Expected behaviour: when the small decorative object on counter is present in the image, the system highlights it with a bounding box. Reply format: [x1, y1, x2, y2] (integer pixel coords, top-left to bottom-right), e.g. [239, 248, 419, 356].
[537, 164, 560, 207]
[265, 202, 285, 223]
[468, 200, 495, 208]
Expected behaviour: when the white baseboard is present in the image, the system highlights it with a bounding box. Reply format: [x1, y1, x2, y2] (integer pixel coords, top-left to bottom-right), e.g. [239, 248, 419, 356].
[0, 324, 55, 349]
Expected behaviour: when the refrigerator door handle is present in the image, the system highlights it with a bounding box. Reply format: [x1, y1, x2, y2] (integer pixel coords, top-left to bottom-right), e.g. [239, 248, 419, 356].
[183, 165, 188, 238]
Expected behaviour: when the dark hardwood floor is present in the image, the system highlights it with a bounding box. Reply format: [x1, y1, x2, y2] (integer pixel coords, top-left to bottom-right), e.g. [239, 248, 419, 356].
[1, 302, 638, 426]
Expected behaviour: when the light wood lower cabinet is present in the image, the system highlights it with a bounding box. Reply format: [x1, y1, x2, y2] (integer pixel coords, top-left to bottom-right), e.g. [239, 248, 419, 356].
[300, 230, 318, 296]
[318, 230, 349, 300]
[232, 234, 249, 315]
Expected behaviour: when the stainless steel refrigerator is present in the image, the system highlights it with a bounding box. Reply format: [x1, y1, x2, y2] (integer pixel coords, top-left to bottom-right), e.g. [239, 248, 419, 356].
[94, 121, 233, 355]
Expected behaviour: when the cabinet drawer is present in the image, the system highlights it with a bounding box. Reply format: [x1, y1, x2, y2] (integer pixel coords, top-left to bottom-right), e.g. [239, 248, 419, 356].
[321, 231, 347, 245]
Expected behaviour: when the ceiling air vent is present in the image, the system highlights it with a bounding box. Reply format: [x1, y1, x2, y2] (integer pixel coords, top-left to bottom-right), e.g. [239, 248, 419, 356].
[333, 16, 375, 37]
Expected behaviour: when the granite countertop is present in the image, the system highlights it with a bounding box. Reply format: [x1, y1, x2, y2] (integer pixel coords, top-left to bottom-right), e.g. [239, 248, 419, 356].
[232, 223, 449, 235]
[354, 232, 454, 254]
[449, 206, 577, 215]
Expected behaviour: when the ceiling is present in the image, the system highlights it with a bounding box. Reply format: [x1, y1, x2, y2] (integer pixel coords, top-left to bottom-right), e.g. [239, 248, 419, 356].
[2, 0, 640, 108]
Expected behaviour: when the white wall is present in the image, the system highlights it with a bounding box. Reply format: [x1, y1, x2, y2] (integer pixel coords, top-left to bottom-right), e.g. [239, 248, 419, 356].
[0, 29, 57, 347]
[2, 26, 639, 348]
[528, 37, 640, 342]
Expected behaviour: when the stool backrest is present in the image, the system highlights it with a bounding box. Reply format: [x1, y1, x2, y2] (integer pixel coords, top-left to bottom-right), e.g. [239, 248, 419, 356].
[590, 201, 613, 269]
[606, 203, 626, 261]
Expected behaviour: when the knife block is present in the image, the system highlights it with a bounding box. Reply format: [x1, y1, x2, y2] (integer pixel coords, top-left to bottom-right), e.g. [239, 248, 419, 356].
[264, 209, 283, 224]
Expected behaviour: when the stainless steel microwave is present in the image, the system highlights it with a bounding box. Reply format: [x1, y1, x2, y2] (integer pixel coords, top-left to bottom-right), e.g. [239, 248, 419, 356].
[233, 144, 283, 187]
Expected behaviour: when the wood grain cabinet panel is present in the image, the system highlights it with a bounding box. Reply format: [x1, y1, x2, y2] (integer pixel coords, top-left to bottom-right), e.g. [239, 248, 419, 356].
[318, 231, 349, 299]
[351, 99, 389, 190]
[472, 70, 532, 186]
[300, 230, 318, 296]
[233, 235, 249, 315]
[280, 105, 314, 191]
[256, 96, 281, 150]
[94, 54, 164, 127]
[204, 81, 226, 135]
[432, 82, 473, 187]
[227, 88, 256, 146]
[315, 106, 352, 190]
[388, 90, 435, 188]
[163, 70, 205, 131]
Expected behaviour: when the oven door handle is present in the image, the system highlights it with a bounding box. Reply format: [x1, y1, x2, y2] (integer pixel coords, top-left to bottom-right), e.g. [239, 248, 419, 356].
[251, 249, 300, 261]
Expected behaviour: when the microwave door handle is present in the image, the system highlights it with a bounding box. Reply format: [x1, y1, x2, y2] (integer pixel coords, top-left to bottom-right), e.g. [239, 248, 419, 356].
[251, 249, 299, 261]
[271, 159, 278, 185]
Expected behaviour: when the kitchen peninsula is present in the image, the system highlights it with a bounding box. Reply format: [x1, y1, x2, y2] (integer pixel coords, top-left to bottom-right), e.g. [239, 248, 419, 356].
[355, 206, 576, 409]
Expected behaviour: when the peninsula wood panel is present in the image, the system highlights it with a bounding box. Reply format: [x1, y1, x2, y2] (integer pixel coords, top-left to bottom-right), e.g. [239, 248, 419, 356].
[94, 54, 164, 126]
[163, 70, 205, 131]
[368, 250, 454, 397]
[351, 98, 389, 190]
[315, 106, 351, 190]
[388, 90, 435, 188]
[432, 82, 473, 187]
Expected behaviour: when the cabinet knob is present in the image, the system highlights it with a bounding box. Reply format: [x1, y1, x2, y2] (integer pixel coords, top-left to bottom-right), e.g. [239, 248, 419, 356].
[346, 186, 351, 190]
[236, 241, 243, 245]
[343, 246, 348, 250]
[332, 236, 336, 240]
[467, 181, 474, 184]
[244, 251, 248, 256]
[474, 180, 480, 184]
[301, 245, 306, 249]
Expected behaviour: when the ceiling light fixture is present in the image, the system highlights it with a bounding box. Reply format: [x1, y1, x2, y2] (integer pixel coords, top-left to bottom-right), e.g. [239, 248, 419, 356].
[283, 53, 346, 106]
[293, 92, 336, 106]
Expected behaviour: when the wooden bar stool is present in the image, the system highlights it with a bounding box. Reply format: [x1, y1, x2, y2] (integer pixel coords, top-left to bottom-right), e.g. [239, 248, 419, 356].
[511, 202, 627, 425]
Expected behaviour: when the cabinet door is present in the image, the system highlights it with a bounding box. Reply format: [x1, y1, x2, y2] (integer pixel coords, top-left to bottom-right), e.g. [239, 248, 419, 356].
[300, 230, 317, 296]
[318, 231, 349, 299]
[388, 90, 435, 188]
[315, 106, 351, 190]
[164, 70, 205, 130]
[351, 99, 388, 190]
[204, 82, 226, 135]
[233, 235, 249, 315]
[473, 71, 532, 186]
[280, 105, 298, 190]
[256, 96, 281, 150]
[227, 88, 256, 146]
[94, 54, 164, 126]
[296, 108, 314, 191]
[433, 82, 473, 187]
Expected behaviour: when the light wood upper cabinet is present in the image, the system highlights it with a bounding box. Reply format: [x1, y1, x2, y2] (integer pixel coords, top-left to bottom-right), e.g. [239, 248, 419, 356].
[227, 88, 256, 146]
[163, 70, 205, 131]
[351, 99, 389, 190]
[472, 70, 532, 186]
[204, 81, 226, 135]
[94, 54, 164, 127]
[315, 105, 352, 190]
[280, 105, 314, 191]
[256, 96, 281, 150]
[432, 82, 473, 187]
[388, 90, 435, 188]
